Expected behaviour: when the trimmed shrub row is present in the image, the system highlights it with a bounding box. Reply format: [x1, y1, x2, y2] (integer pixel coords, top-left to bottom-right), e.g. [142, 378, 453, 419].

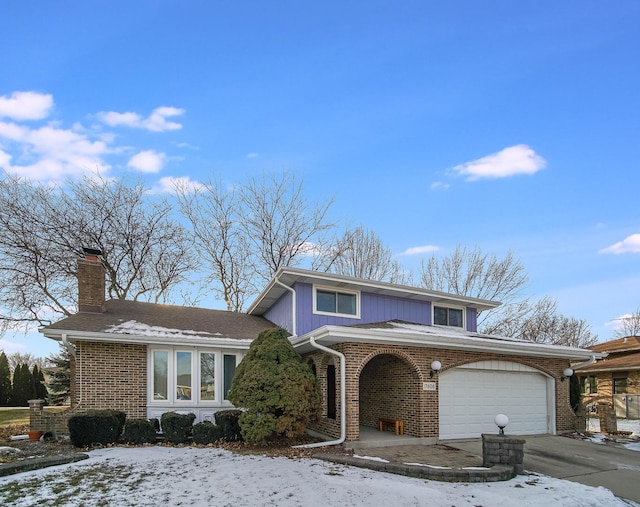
[69, 409, 243, 447]
[68, 410, 127, 447]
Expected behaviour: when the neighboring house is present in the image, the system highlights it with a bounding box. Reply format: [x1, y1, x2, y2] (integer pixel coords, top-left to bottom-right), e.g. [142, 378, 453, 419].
[36, 252, 600, 442]
[575, 336, 640, 419]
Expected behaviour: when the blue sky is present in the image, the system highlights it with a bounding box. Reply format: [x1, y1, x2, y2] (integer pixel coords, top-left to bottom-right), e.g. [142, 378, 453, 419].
[1, 1, 639, 358]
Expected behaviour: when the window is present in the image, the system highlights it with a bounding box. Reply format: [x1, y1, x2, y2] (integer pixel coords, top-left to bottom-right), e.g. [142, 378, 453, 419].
[580, 375, 597, 394]
[176, 351, 192, 400]
[314, 287, 359, 317]
[152, 351, 168, 400]
[200, 353, 215, 401]
[149, 347, 242, 404]
[613, 373, 628, 394]
[433, 306, 464, 327]
[223, 354, 236, 400]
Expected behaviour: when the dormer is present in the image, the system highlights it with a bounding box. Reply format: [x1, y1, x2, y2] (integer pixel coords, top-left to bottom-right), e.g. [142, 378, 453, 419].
[247, 267, 500, 337]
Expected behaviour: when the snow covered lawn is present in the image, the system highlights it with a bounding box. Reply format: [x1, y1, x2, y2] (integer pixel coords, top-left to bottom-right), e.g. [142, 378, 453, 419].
[0, 445, 630, 507]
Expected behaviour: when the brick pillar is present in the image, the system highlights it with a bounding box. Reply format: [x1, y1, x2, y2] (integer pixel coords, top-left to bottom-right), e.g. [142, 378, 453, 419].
[574, 403, 587, 433]
[482, 434, 525, 475]
[28, 399, 45, 431]
[597, 402, 617, 434]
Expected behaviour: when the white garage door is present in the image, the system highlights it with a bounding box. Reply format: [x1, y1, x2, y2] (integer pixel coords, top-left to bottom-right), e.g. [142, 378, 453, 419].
[439, 361, 551, 440]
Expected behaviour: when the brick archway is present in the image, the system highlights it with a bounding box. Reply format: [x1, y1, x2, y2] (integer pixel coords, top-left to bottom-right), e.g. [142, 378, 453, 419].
[358, 352, 423, 437]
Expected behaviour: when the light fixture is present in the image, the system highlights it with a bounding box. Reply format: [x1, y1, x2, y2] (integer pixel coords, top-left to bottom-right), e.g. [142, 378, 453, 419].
[561, 367, 574, 382]
[495, 414, 509, 436]
[430, 360, 442, 378]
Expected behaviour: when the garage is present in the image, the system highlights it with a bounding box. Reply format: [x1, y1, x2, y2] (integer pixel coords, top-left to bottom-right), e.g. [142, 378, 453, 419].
[439, 361, 552, 440]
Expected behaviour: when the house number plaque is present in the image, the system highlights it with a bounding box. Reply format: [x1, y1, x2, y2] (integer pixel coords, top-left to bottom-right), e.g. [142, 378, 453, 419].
[422, 382, 437, 391]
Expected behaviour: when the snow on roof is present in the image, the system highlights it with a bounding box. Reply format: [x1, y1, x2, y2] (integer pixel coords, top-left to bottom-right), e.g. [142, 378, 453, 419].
[105, 320, 225, 339]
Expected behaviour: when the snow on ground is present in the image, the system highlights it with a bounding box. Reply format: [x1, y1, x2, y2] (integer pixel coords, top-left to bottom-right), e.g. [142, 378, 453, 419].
[0, 446, 630, 507]
[586, 418, 640, 451]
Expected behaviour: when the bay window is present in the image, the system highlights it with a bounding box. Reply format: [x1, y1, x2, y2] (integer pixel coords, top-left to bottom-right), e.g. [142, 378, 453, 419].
[149, 347, 242, 405]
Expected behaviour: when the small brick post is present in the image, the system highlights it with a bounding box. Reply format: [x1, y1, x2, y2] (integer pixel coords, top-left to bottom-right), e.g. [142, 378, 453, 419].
[28, 399, 45, 431]
[597, 402, 617, 434]
[482, 434, 525, 475]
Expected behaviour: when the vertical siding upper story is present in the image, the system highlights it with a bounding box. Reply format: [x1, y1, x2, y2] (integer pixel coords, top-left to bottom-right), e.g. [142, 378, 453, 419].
[263, 281, 480, 336]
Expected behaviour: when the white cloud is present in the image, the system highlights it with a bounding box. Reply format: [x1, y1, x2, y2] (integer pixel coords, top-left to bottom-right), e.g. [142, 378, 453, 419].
[400, 245, 440, 256]
[450, 144, 546, 181]
[0, 91, 53, 121]
[0, 120, 110, 180]
[605, 313, 632, 330]
[0, 339, 26, 353]
[127, 150, 166, 173]
[599, 234, 640, 254]
[97, 106, 184, 132]
[429, 181, 450, 191]
[246, 152, 259, 159]
[152, 175, 204, 194]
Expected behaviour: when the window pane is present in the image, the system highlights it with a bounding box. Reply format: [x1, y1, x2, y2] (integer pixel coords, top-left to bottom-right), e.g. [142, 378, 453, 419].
[317, 290, 336, 313]
[613, 377, 627, 394]
[223, 354, 237, 400]
[200, 353, 215, 401]
[337, 293, 356, 315]
[449, 309, 463, 327]
[434, 307, 448, 325]
[176, 351, 192, 400]
[153, 351, 168, 401]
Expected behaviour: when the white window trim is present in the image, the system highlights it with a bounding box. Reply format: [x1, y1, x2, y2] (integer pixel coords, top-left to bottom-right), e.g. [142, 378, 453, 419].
[148, 346, 243, 407]
[432, 304, 466, 329]
[312, 284, 361, 319]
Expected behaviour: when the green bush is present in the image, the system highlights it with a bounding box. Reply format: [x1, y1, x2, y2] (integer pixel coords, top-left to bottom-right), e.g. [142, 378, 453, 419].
[68, 410, 124, 447]
[227, 327, 321, 444]
[192, 421, 224, 445]
[122, 419, 157, 445]
[160, 412, 195, 444]
[215, 409, 243, 442]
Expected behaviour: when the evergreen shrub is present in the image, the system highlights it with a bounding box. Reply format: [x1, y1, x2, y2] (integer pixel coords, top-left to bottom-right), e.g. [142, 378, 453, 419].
[68, 410, 125, 447]
[160, 412, 196, 444]
[192, 421, 224, 445]
[215, 409, 243, 442]
[122, 419, 157, 445]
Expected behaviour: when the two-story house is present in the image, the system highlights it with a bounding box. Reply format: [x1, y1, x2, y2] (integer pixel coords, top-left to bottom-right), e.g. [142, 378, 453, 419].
[35, 252, 599, 443]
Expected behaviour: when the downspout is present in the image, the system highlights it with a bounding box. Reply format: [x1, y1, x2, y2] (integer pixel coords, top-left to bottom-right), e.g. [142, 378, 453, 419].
[294, 336, 346, 448]
[61, 333, 76, 357]
[274, 278, 296, 337]
[61, 333, 82, 407]
[572, 354, 599, 370]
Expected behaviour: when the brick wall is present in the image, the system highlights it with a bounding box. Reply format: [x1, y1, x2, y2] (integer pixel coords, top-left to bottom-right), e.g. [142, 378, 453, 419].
[31, 341, 147, 434]
[303, 342, 575, 442]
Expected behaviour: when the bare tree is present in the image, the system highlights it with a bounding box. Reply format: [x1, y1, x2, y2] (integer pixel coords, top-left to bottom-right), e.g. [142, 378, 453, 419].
[613, 308, 640, 338]
[174, 178, 253, 311]
[483, 296, 597, 348]
[419, 245, 528, 326]
[6, 352, 47, 371]
[239, 171, 336, 283]
[0, 172, 195, 330]
[323, 226, 411, 284]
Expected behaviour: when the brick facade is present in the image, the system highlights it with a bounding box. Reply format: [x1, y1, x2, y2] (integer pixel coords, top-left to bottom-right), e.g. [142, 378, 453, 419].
[304, 342, 575, 442]
[31, 341, 147, 434]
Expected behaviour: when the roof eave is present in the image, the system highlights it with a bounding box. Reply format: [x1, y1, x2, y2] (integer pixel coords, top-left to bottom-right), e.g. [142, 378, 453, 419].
[290, 325, 599, 360]
[41, 328, 253, 349]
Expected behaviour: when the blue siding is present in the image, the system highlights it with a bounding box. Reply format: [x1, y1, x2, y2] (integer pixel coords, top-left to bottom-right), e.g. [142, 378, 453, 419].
[294, 282, 433, 336]
[466, 307, 478, 332]
[264, 291, 293, 334]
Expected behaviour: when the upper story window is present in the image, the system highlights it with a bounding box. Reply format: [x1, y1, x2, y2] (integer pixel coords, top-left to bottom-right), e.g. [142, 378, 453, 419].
[314, 286, 360, 318]
[580, 375, 598, 394]
[433, 306, 464, 328]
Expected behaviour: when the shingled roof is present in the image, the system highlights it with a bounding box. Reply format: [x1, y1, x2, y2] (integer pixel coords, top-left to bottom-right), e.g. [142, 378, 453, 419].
[42, 299, 276, 347]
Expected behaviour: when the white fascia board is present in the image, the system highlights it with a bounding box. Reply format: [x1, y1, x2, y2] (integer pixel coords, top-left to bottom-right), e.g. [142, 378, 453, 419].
[41, 329, 253, 350]
[291, 325, 602, 361]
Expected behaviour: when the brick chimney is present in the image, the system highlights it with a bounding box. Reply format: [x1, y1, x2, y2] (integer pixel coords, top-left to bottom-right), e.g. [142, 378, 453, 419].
[77, 247, 105, 313]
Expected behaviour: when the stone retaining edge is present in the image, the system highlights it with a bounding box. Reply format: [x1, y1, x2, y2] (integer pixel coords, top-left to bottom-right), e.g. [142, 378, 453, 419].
[0, 453, 89, 477]
[313, 453, 515, 483]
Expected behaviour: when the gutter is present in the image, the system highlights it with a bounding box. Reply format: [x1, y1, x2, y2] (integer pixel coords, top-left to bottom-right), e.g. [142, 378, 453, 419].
[294, 336, 346, 449]
[572, 354, 600, 370]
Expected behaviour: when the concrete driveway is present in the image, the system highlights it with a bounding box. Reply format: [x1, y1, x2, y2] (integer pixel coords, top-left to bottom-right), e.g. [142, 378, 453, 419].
[447, 435, 640, 504]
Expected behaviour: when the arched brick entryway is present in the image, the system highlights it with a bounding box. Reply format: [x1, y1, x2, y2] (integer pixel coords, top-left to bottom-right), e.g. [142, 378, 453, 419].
[358, 353, 422, 437]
